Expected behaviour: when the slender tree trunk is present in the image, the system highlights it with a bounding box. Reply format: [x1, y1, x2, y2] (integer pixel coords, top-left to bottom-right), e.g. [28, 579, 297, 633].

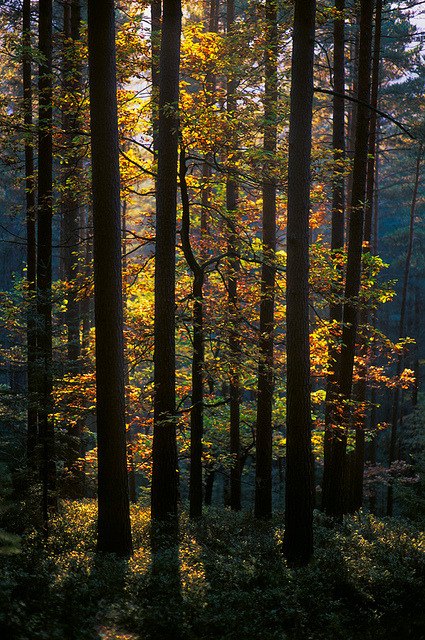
[87, 0, 132, 556]
[186, 0, 219, 514]
[122, 203, 137, 504]
[151, 0, 181, 521]
[23, 0, 37, 470]
[226, 0, 241, 512]
[412, 285, 419, 407]
[368, 123, 380, 515]
[325, 0, 373, 519]
[151, 0, 161, 162]
[363, 0, 381, 253]
[283, 0, 316, 567]
[61, 0, 84, 498]
[254, 0, 277, 520]
[387, 142, 422, 516]
[189, 285, 204, 515]
[346, 11, 360, 207]
[227, 185, 241, 511]
[322, 0, 345, 513]
[200, 0, 219, 254]
[81, 204, 93, 357]
[180, 147, 205, 519]
[349, 0, 382, 513]
[38, 0, 56, 531]
[62, 1, 82, 368]
[204, 465, 215, 505]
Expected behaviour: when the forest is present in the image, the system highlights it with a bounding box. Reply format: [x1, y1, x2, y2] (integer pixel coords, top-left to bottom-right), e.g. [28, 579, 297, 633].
[1, 0, 425, 638]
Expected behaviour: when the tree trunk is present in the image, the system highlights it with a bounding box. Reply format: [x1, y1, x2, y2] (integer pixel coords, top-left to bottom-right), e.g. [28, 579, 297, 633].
[254, 0, 277, 520]
[151, 0, 161, 162]
[349, 0, 382, 514]
[23, 0, 37, 471]
[204, 465, 215, 505]
[180, 147, 205, 519]
[200, 0, 219, 256]
[151, 0, 181, 521]
[62, 0, 84, 498]
[226, 0, 242, 512]
[87, 0, 132, 556]
[283, 0, 316, 567]
[346, 11, 360, 207]
[62, 1, 82, 368]
[122, 202, 137, 504]
[387, 142, 422, 516]
[325, 0, 373, 519]
[322, 0, 345, 514]
[368, 123, 380, 515]
[38, 0, 56, 532]
[412, 285, 419, 407]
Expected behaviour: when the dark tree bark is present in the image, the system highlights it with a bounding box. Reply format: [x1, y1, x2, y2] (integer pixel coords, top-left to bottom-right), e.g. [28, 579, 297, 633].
[183, 0, 219, 517]
[387, 142, 422, 516]
[62, 0, 84, 498]
[254, 0, 277, 520]
[322, 0, 345, 513]
[225, 0, 242, 512]
[151, 0, 161, 161]
[412, 285, 419, 408]
[87, 0, 132, 556]
[180, 147, 205, 519]
[349, 0, 382, 513]
[204, 465, 215, 505]
[346, 10, 360, 207]
[367, 125, 380, 515]
[38, 0, 56, 530]
[200, 0, 219, 254]
[62, 0, 82, 367]
[151, 0, 181, 521]
[23, 0, 37, 470]
[324, 0, 373, 519]
[122, 203, 137, 504]
[283, 0, 316, 567]
[227, 190, 241, 512]
[81, 208, 93, 358]
[363, 0, 381, 253]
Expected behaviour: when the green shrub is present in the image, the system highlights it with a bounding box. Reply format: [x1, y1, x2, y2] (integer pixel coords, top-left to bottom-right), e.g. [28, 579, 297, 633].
[1, 503, 425, 639]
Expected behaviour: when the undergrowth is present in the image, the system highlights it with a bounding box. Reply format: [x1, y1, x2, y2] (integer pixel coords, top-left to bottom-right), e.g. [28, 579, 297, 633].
[1, 500, 425, 639]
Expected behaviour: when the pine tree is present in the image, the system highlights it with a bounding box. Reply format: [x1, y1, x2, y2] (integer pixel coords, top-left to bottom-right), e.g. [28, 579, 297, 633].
[254, 0, 278, 520]
[87, 0, 132, 555]
[151, 0, 182, 521]
[37, 0, 56, 531]
[283, 0, 316, 566]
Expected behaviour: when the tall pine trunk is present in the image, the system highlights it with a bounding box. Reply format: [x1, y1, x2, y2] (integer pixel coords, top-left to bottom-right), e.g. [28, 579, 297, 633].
[23, 0, 37, 470]
[180, 148, 205, 519]
[62, 1, 82, 368]
[254, 0, 277, 520]
[200, 0, 218, 263]
[283, 0, 316, 567]
[349, 0, 382, 513]
[387, 142, 422, 516]
[151, 0, 181, 521]
[38, 0, 56, 531]
[62, 0, 84, 498]
[324, 0, 373, 519]
[226, 0, 242, 512]
[322, 0, 345, 513]
[122, 203, 137, 504]
[151, 0, 161, 162]
[412, 285, 419, 407]
[87, 0, 132, 555]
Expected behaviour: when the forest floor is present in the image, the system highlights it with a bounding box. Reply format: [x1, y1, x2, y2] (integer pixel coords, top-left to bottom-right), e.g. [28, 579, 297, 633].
[1, 495, 425, 640]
